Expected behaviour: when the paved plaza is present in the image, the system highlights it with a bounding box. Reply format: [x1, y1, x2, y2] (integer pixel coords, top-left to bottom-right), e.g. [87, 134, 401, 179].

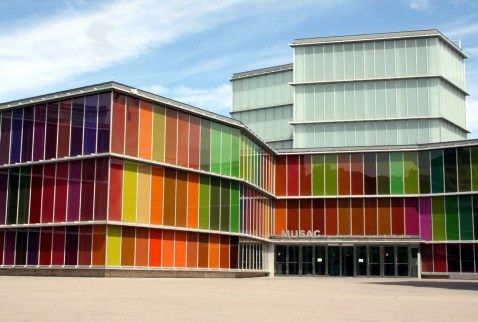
[0, 276, 477, 321]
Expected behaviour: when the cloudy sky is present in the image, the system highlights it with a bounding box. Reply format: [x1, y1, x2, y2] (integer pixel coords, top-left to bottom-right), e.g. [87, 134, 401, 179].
[0, 0, 477, 135]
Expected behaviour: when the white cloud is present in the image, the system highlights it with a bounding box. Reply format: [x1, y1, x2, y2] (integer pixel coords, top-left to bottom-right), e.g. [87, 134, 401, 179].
[467, 97, 478, 138]
[0, 0, 243, 102]
[146, 83, 232, 116]
[406, 0, 431, 10]
[445, 19, 478, 38]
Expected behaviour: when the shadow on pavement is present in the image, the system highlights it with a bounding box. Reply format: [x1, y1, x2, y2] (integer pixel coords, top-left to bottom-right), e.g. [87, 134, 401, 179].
[367, 281, 478, 291]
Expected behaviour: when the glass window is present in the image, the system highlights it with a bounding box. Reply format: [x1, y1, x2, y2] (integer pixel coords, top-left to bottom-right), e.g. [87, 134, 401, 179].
[21, 107, 34, 162]
[390, 152, 404, 194]
[445, 196, 459, 240]
[444, 148, 457, 192]
[10, 108, 23, 164]
[70, 98, 84, 157]
[376, 153, 390, 195]
[83, 95, 98, 155]
[430, 150, 444, 193]
[457, 148, 471, 191]
[97, 92, 111, 154]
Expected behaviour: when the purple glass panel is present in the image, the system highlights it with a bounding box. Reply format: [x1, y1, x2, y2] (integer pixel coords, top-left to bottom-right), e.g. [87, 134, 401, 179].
[21, 107, 34, 162]
[10, 108, 23, 164]
[45, 102, 59, 159]
[0, 110, 12, 165]
[405, 198, 420, 236]
[84, 94, 97, 154]
[33, 104, 46, 161]
[419, 197, 432, 241]
[97, 92, 111, 153]
[27, 229, 40, 265]
[65, 226, 79, 265]
[67, 161, 82, 221]
[70, 97, 84, 156]
[0, 169, 7, 225]
[4, 230, 15, 265]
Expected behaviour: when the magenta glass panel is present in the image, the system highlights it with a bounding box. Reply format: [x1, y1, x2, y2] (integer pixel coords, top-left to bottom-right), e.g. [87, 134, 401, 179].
[51, 227, 65, 265]
[33, 104, 46, 161]
[0, 110, 12, 165]
[45, 102, 59, 159]
[94, 158, 108, 220]
[29, 165, 43, 224]
[41, 164, 56, 223]
[67, 161, 82, 221]
[54, 163, 68, 222]
[419, 197, 432, 241]
[65, 226, 78, 265]
[10, 108, 23, 164]
[80, 159, 95, 221]
[27, 229, 40, 265]
[21, 106, 34, 162]
[405, 198, 420, 236]
[287, 155, 299, 196]
[0, 169, 8, 225]
[84, 95, 97, 154]
[97, 92, 111, 153]
[70, 97, 84, 156]
[4, 230, 16, 265]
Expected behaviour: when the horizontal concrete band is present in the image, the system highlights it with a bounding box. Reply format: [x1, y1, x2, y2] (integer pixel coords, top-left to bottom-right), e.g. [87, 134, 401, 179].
[0, 267, 269, 278]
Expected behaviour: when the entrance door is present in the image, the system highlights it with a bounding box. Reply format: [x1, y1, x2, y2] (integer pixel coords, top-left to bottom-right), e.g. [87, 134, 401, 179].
[328, 246, 341, 276]
[288, 246, 299, 275]
[341, 246, 354, 276]
[356, 246, 367, 276]
[397, 246, 409, 276]
[384, 246, 396, 276]
[369, 246, 381, 276]
[301, 246, 313, 275]
[314, 246, 326, 275]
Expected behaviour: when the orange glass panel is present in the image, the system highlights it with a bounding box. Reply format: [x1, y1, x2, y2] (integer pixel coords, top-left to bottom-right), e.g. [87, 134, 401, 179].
[135, 228, 149, 267]
[125, 96, 139, 157]
[174, 231, 187, 268]
[312, 199, 324, 234]
[287, 200, 299, 231]
[198, 234, 209, 268]
[299, 155, 311, 196]
[78, 225, 92, 266]
[325, 199, 337, 235]
[351, 153, 363, 195]
[177, 112, 189, 167]
[187, 232, 198, 268]
[364, 198, 377, 235]
[276, 156, 286, 196]
[176, 171, 188, 227]
[220, 235, 229, 269]
[338, 154, 351, 195]
[139, 100, 153, 160]
[149, 229, 162, 267]
[378, 198, 391, 235]
[187, 173, 199, 228]
[209, 235, 220, 269]
[165, 108, 177, 165]
[162, 230, 174, 267]
[150, 166, 164, 225]
[299, 199, 312, 231]
[274, 200, 287, 235]
[351, 199, 364, 235]
[112, 93, 125, 154]
[338, 199, 351, 235]
[121, 227, 135, 266]
[391, 198, 404, 235]
[92, 225, 106, 266]
[189, 116, 200, 169]
[163, 168, 176, 226]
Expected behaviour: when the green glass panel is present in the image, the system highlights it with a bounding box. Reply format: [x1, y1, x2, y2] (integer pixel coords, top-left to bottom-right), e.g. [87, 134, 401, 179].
[210, 122, 221, 174]
[473, 195, 478, 241]
[220, 180, 230, 231]
[445, 196, 459, 240]
[312, 154, 325, 196]
[444, 149, 457, 193]
[230, 181, 240, 233]
[430, 150, 444, 193]
[459, 195, 473, 240]
[403, 152, 418, 194]
[199, 175, 210, 229]
[122, 162, 137, 223]
[106, 226, 121, 266]
[457, 148, 471, 192]
[471, 148, 478, 191]
[210, 177, 220, 230]
[432, 197, 445, 240]
[152, 104, 165, 162]
[324, 154, 337, 195]
[200, 119, 211, 172]
[390, 152, 404, 194]
[220, 126, 231, 176]
[18, 166, 31, 224]
[231, 128, 240, 177]
[376, 153, 390, 194]
[7, 168, 19, 225]
[239, 136, 245, 179]
[418, 151, 430, 194]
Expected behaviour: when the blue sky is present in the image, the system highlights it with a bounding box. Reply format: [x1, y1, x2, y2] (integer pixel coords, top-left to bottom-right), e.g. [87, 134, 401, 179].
[1, 0, 477, 135]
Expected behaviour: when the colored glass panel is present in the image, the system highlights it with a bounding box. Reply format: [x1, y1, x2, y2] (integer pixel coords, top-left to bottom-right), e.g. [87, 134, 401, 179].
[97, 92, 111, 153]
[122, 162, 137, 223]
[27, 229, 40, 266]
[80, 159, 95, 221]
[162, 230, 174, 267]
[287, 155, 299, 195]
[200, 119, 211, 172]
[350, 153, 363, 195]
[52, 227, 65, 265]
[15, 231, 27, 265]
[351, 199, 364, 235]
[421, 244, 433, 272]
[445, 196, 459, 240]
[311, 155, 324, 196]
[65, 226, 79, 265]
[165, 108, 177, 165]
[276, 156, 287, 196]
[210, 177, 221, 230]
[403, 152, 418, 194]
[432, 197, 445, 240]
[230, 181, 240, 233]
[324, 154, 337, 195]
[376, 153, 390, 194]
[107, 226, 121, 266]
[177, 111, 189, 167]
[32, 105, 46, 161]
[338, 199, 351, 235]
[39, 228, 53, 265]
[365, 198, 377, 235]
[457, 148, 471, 192]
[83, 95, 98, 154]
[176, 171, 188, 227]
[299, 199, 312, 231]
[41, 164, 55, 223]
[391, 198, 404, 235]
[78, 226, 92, 266]
[231, 128, 240, 177]
[21, 107, 34, 162]
[6, 168, 19, 224]
[300, 155, 312, 196]
[199, 175, 210, 229]
[0, 169, 8, 224]
[337, 154, 350, 195]
[287, 200, 299, 231]
[135, 228, 149, 267]
[94, 158, 108, 221]
[92, 225, 106, 266]
[137, 164, 151, 224]
[70, 97, 84, 156]
[274, 200, 287, 235]
[312, 199, 325, 234]
[112, 93, 125, 154]
[187, 173, 199, 229]
[221, 125, 232, 176]
[17, 166, 31, 224]
[152, 104, 165, 162]
[472, 148, 478, 191]
[363, 153, 376, 195]
[444, 149, 457, 193]
[210, 122, 221, 174]
[0, 111, 12, 164]
[4, 231, 15, 265]
[418, 150, 431, 194]
[174, 231, 187, 268]
[10, 108, 23, 163]
[139, 100, 153, 160]
[220, 236, 229, 269]
[125, 96, 139, 157]
[189, 115, 200, 169]
[163, 168, 176, 226]
[108, 160, 123, 221]
[54, 162, 68, 223]
[377, 198, 390, 235]
[430, 150, 444, 193]
[187, 232, 198, 268]
[150, 166, 164, 225]
[149, 229, 162, 267]
[433, 244, 446, 272]
[404, 198, 419, 236]
[121, 227, 135, 266]
[29, 166, 42, 224]
[198, 234, 209, 268]
[325, 199, 337, 235]
[459, 195, 473, 240]
[220, 180, 230, 231]
[209, 235, 220, 269]
[419, 197, 432, 240]
[45, 102, 59, 159]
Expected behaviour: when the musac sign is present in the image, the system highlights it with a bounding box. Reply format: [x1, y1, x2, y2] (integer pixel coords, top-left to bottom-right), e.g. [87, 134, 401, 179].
[281, 230, 321, 238]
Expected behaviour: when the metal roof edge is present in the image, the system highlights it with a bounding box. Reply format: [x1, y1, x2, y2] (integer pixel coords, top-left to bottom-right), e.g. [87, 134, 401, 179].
[230, 63, 293, 80]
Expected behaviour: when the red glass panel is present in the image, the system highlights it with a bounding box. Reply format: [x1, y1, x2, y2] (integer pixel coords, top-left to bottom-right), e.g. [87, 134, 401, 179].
[312, 199, 325, 234]
[338, 154, 351, 195]
[51, 227, 65, 265]
[325, 199, 337, 235]
[57, 99, 71, 158]
[276, 156, 286, 196]
[351, 199, 364, 235]
[299, 155, 311, 196]
[421, 244, 433, 273]
[94, 158, 108, 221]
[187, 232, 198, 268]
[111, 93, 125, 154]
[351, 154, 363, 195]
[80, 159, 95, 221]
[338, 199, 351, 235]
[41, 164, 56, 223]
[29, 165, 43, 224]
[39, 228, 52, 265]
[287, 155, 299, 196]
[391, 198, 404, 235]
[433, 244, 447, 273]
[287, 200, 299, 231]
[78, 226, 92, 266]
[364, 198, 377, 235]
[149, 229, 162, 267]
[165, 108, 178, 165]
[108, 160, 123, 221]
[125, 96, 139, 157]
[54, 163, 68, 222]
[299, 199, 312, 231]
[177, 112, 189, 167]
[378, 198, 391, 235]
[189, 115, 200, 169]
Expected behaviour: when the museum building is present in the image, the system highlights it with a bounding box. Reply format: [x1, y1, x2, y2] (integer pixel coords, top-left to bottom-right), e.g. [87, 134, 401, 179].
[0, 30, 477, 278]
